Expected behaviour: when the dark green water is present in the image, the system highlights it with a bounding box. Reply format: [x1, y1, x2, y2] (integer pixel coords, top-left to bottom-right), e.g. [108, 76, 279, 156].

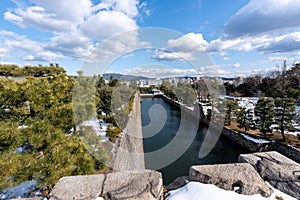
[141, 98, 249, 185]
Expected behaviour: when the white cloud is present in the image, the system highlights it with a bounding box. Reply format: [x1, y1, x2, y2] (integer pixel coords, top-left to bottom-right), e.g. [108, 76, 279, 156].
[208, 35, 271, 52]
[92, 0, 140, 18]
[0, 30, 21, 38]
[0, 30, 64, 62]
[233, 62, 240, 68]
[223, 0, 300, 39]
[85, 30, 150, 66]
[152, 49, 196, 61]
[207, 31, 300, 54]
[151, 32, 209, 61]
[80, 11, 138, 40]
[2, 0, 147, 64]
[4, 6, 73, 32]
[46, 31, 93, 60]
[114, 0, 140, 18]
[197, 65, 232, 77]
[268, 56, 290, 62]
[4, 36, 42, 53]
[24, 51, 64, 62]
[257, 31, 300, 53]
[29, 0, 92, 22]
[0, 47, 8, 57]
[167, 33, 208, 52]
[204, 0, 300, 58]
[138, 1, 150, 16]
[129, 66, 198, 78]
[223, 57, 230, 61]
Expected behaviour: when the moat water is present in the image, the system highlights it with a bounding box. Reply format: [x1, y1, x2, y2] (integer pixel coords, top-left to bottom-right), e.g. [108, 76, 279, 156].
[141, 97, 248, 185]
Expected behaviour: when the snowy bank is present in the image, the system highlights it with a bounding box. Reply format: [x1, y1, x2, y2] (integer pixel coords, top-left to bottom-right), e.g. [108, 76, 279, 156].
[166, 182, 296, 200]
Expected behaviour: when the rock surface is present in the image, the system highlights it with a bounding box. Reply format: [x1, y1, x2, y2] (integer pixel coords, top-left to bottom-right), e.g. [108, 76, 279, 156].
[49, 174, 105, 200]
[222, 128, 300, 163]
[166, 176, 190, 191]
[11, 198, 44, 200]
[189, 163, 273, 197]
[102, 171, 163, 200]
[239, 151, 300, 199]
[49, 170, 163, 200]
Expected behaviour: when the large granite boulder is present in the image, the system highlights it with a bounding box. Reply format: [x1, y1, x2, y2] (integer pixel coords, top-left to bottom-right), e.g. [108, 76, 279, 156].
[239, 151, 300, 199]
[102, 170, 163, 200]
[166, 176, 190, 191]
[49, 174, 105, 200]
[189, 163, 273, 197]
[49, 170, 163, 200]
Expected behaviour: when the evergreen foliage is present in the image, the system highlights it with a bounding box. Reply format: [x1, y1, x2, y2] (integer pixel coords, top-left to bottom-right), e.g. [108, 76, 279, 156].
[0, 65, 107, 190]
[225, 100, 238, 126]
[254, 97, 275, 135]
[237, 107, 255, 133]
[274, 98, 296, 140]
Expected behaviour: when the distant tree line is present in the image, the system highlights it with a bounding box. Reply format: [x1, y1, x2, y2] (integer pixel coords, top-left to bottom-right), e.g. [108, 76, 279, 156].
[0, 63, 65, 77]
[159, 81, 197, 106]
[224, 62, 300, 103]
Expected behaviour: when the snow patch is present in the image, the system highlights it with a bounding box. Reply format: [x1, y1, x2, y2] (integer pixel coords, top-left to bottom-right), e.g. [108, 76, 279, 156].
[82, 116, 109, 142]
[240, 133, 271, 143]
[0, 180, 37, 200]
[17, 125, 28, 129]
[166, 181, 296, 200]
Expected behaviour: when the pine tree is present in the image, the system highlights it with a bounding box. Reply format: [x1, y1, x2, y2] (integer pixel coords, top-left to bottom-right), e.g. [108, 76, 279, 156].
[73, 71, 97, 130]
[0, 65, 107, 190]
[274, 98, 296, 140]
[237, 107, 254, 133]
[254, 97, 275, 135]
[225, 99, 238, 126]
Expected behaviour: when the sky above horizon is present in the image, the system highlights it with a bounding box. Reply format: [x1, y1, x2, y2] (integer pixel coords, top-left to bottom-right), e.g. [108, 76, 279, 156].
[1, 0, 300, 77]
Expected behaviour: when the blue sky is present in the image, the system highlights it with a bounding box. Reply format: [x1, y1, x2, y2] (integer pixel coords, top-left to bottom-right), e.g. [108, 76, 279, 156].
[1, 0, 300, 77]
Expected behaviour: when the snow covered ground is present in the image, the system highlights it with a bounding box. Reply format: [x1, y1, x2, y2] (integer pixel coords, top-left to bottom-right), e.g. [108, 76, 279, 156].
[0, 180, 37, 200]
[237, 97, 259, 110]
[287, 106, 300, 136]
[166, 182, 296, 200]
[236, 98, 300, 137]
[82, 116, 109, 142]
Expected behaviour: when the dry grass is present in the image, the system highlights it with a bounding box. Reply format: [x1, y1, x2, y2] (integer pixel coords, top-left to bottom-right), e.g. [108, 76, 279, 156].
[226, 121, 300, 150]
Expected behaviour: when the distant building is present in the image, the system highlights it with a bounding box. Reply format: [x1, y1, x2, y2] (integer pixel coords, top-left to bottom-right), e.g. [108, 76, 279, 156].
[233, 76, 244, 86]
[148, 78, 162, 87]
[151, 88, 164, 95]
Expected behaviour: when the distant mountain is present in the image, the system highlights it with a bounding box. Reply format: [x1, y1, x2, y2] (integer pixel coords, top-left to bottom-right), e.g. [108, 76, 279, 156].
[166, 75, 235, 81]
[103, 73, 149, 81]
[102, 73, 236, 81]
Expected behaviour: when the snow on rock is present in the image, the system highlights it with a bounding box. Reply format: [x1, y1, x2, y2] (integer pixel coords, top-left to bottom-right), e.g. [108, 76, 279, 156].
[166, 182, 296, 200]
[240, 133, 271, 143]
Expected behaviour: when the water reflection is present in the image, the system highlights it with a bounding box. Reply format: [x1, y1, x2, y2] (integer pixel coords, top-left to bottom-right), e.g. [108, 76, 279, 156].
[141, 98, 248, 185]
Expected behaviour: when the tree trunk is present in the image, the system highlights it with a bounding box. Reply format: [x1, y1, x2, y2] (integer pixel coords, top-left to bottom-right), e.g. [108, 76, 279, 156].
[280, 126, 286, 141]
